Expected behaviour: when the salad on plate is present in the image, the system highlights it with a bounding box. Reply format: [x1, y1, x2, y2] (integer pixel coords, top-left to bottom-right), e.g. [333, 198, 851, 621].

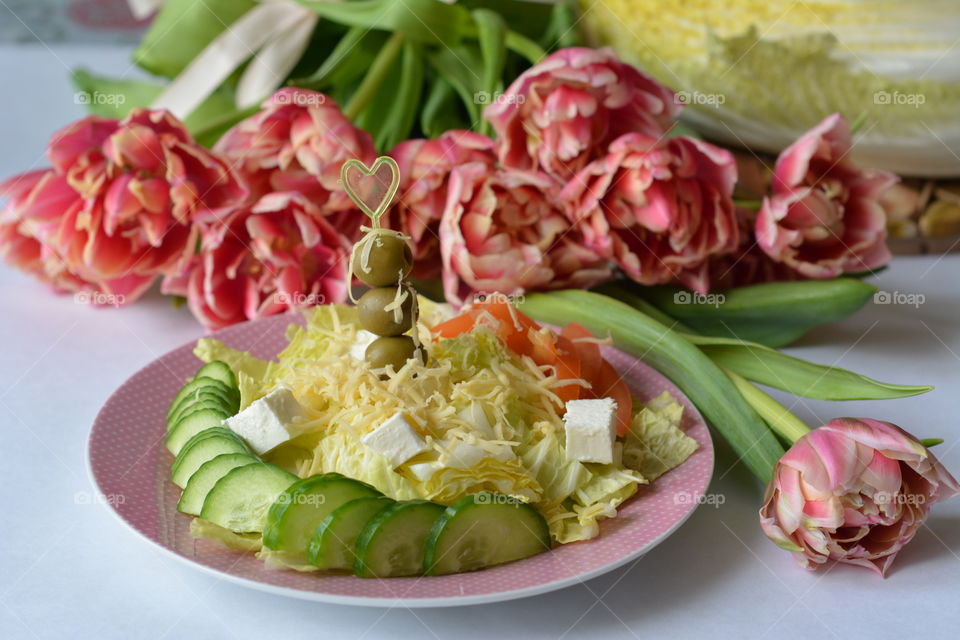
[160, 158, 699, 579]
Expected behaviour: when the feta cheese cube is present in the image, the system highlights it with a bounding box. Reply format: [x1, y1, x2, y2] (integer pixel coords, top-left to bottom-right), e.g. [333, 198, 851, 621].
[563, 397, 618, 464]
[349, 329, 378, 361]
[224, 387, 305, 455]
[362, 411, 430, 468]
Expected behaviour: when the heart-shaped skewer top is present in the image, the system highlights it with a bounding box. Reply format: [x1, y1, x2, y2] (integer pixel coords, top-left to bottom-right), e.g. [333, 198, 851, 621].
[340, 156, 400, 228]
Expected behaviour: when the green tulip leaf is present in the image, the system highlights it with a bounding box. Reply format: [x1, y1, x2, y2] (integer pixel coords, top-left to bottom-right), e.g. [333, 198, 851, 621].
[428, 45, 485, 125]
[420, 78, 470, 137]
[133, 0, 257, 78]
[374, 41, 425, 151]
[540, 0, 581, 49]
[640, 279, 878, 347]
[471, 8, 507, 135]
[295, 0, 470, 48]
[292, 26, 380, 90]
[459, 0, 555, 41]
[689, 335, 933, 401]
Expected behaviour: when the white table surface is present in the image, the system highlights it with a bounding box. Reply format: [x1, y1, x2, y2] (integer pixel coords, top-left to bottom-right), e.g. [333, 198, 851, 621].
[1, 44, 958, 640]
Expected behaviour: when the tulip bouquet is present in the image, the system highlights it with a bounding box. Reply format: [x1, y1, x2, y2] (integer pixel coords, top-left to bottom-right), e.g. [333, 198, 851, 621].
[1, 0, 956, 577]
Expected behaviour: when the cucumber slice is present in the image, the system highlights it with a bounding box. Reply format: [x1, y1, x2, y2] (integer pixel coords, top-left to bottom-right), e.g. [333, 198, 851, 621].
[263, 475, 382, 557]
[178, 453, 259, 516]
[171, 426, 240, 464]
[354, 500, 444, 578]
[167, 377, 237, 421]
[195, 361, 237, 388]
[166, 393, 232, 432]
[165, 408, 230, 455]
[424, 493, 551, 575]
[200, 463, 298, 532]
[308, 496, 395, 570]
[171, 431, 250, 488]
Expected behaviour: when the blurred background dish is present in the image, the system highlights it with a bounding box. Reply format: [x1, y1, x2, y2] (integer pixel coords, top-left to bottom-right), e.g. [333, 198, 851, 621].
[582, 0, 960, 178]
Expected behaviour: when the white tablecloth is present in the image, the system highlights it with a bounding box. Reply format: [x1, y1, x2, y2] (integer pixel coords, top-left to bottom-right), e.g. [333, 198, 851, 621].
[1, 44, 958, 640]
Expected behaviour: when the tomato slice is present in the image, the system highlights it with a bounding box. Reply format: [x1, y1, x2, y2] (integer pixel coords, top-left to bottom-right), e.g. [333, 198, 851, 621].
[433, 301, 538, 357]
[595, 360, 633, 437]
[561, 323, 601, 387]
[529, 329, 581, 402]
[432, 312, 476, 339]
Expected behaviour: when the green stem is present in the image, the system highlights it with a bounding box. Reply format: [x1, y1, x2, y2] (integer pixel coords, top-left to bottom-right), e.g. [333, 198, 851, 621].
[733, 198, 762, 211]
[721, 366, 811, 443]
[343, 32, 404, 121]
[292, 25, 368, 89]
[189, 103, 260, 146]
[460, 23, 545, 64]
[850, 111, 868, 134]
[504, 30, 546, 63]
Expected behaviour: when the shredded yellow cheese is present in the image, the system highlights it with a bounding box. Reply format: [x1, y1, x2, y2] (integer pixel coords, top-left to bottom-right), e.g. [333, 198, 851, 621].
[203, 303, 694, 552]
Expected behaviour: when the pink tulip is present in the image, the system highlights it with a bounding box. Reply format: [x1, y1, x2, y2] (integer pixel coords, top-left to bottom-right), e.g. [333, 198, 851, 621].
[485, 47, 679, 181]
[562, 133, 739, 293]
[162, 191, 351, 330]
[756, 114, 896, 278]
[439, 161, 612, 305]
[0, 169, 95, 294]
[215, 88, 375, 237]
[1, 110, 247, 303]
[388, 130, 496, 279]
[760, 418, 959, 576]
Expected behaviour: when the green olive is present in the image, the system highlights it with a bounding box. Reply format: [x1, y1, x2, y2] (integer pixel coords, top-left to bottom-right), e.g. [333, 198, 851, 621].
[365, 335, 426, 371]
[352, 234, 413, 287]
[358, 286, 414, 336]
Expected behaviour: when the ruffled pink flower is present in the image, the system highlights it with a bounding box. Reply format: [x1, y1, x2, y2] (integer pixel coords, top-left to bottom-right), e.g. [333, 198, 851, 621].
[0, 169, 94, 294]
[162, 191, 350, 330]
[485, 47, 679, 180]
[756, 114, 896, 278]
[440, 162, 612, 305]
[1, 110, 246, 302]
[760, 418, 959, 576]
[388, 130, 496, 279]
[562, 133, 739, 293]
[216, 88, 374, 236]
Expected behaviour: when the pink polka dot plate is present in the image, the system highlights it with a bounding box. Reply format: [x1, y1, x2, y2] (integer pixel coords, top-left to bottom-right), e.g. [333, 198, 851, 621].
[88, 313, 714, 607]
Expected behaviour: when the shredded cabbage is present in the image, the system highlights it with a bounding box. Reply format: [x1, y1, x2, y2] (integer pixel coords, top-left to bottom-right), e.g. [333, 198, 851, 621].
[623, 392, 699, 482]
[193, 303, 698, 545]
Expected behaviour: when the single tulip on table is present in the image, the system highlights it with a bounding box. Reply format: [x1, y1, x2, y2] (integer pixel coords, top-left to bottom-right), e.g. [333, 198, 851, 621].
[727, 371, 958, 576]
[759, 417, 958, 576]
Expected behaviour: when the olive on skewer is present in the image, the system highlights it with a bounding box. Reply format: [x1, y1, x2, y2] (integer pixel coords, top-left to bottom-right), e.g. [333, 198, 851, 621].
[365, 335, 427, 371]
[358, 285, 415, 336]
[340, 155, 426, 374]
[351, 232, 413, 287]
